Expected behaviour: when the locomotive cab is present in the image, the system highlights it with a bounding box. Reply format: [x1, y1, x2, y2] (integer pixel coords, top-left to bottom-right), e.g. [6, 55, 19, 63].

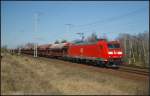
[106, 41, 123, 68]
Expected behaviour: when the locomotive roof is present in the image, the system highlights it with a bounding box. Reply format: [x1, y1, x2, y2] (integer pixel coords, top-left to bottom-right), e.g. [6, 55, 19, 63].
[72, 39, 107, 45]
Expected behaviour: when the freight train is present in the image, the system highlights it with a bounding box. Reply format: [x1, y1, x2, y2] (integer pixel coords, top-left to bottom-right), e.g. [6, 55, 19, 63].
[13, 39, 123, 68]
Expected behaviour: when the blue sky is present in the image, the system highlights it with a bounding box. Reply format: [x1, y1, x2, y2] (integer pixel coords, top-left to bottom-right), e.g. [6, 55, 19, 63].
[1, 1, 149, 48]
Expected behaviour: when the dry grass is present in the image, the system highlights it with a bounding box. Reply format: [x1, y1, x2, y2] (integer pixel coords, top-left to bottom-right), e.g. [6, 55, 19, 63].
[1, 53, 149, 95]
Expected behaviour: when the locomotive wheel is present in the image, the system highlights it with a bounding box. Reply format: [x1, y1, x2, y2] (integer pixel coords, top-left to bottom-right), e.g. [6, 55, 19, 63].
[78, 59, 81, 63]
[72, 58, 76, 63]
[77, 59, 81, 63]
[96, 61, 105, 67]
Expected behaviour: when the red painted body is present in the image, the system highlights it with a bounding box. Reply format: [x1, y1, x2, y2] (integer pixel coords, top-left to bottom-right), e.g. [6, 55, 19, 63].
[68, 40, 123, 61]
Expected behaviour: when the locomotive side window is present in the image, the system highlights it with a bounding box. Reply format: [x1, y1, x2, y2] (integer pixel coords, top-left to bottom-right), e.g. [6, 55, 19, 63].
[108, 44, 120, 48]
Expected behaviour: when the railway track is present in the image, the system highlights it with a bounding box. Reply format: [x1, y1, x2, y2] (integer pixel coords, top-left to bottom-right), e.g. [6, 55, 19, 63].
[11, 53, 149, 76]
[118, 66, 149, 76]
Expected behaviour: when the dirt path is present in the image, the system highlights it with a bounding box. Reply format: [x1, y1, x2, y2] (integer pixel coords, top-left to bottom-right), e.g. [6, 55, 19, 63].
[1, 53, 149, 95]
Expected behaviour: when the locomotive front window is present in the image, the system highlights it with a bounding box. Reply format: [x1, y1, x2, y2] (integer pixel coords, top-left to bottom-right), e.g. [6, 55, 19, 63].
[108, 44, 120, 48]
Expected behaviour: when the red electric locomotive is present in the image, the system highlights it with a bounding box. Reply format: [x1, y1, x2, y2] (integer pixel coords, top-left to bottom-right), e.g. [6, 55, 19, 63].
[67, 39, 123, 68]
[16, 38, 123, 68]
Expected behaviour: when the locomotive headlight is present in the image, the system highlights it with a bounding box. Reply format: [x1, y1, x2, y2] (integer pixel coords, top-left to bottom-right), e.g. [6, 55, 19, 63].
[118, 52, 122, 54]
[108, 52, 113, 54]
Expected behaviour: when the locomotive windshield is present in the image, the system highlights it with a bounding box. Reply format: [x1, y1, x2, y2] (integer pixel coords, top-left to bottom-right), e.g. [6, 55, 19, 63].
[108, 44, 120, 48]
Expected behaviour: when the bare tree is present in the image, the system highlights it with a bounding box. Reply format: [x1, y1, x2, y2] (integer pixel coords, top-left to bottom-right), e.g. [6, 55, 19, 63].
[25, 43, 34, 49]
[117, 31, 149, 68]
[87, 33, 98, 42]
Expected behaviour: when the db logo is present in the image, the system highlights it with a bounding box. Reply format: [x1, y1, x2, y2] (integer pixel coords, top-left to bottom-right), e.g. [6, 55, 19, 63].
[80, 48, 83, 53]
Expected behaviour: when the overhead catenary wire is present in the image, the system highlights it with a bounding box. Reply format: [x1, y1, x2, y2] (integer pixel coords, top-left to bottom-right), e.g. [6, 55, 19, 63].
[72, 7, 147, 32]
